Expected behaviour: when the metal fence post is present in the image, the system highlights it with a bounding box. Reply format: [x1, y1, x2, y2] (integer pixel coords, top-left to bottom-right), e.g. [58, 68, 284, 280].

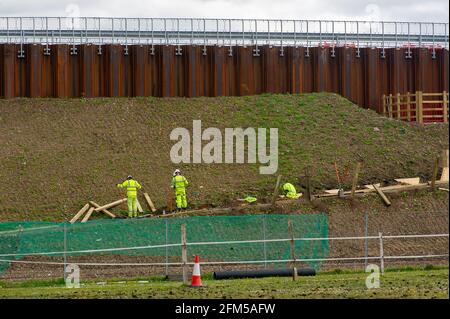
[262, 215, 267, 269]
[63, 222, 67, 280]
[378, 232, 384, 275]
[165, 219, 169, 277]
[181, 224, 188, 284]
[364, 212, 369, 270]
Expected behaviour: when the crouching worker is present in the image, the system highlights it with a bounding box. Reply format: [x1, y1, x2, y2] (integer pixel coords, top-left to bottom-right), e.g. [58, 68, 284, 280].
[117, 175, 142, 218]
[281, 182, 302, 199]
[171, 169, 189, 211]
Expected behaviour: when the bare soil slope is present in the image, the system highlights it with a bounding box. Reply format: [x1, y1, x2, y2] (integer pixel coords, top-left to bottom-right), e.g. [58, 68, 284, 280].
[0, 93, 448, 220]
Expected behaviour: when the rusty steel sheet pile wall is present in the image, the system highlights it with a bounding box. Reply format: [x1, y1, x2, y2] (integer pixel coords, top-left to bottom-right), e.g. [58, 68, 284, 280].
[0, 43, 448, 112]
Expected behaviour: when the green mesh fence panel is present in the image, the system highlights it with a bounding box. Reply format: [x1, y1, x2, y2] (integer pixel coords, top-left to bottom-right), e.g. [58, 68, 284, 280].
[0, 214, 329, 275]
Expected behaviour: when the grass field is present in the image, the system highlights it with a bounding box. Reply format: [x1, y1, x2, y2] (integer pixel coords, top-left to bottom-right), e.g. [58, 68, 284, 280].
[0, 267, 447, 299]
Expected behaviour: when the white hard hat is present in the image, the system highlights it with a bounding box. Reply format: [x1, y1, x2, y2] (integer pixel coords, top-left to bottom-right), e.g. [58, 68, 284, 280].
[173, 169, 181, 176]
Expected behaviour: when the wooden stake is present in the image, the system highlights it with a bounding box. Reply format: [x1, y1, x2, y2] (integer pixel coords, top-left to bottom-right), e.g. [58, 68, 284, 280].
[396, 93, 401, 119]
[144, 192, 157, 212]
[351, 162, 362, 198]
[181, 224, 188, 285]
[372, 184, 391, 206]
[292, 267, 298, 281]
[94, 198, 127, 212]
[89, 201, 116, 218]
[81, 207, 95, 223]
[304, 169, 312, 202]
[382, 94, 386, 116]
[431, 157, 440, 191]
[288, 220, 296, 269]
[417, 91, 423, 123]
[70, 203, 90, 224]
[271, 175, 282, 206]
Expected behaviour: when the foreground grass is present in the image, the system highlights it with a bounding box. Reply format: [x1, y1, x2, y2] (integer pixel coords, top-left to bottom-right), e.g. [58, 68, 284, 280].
[0, 268, 447, 299]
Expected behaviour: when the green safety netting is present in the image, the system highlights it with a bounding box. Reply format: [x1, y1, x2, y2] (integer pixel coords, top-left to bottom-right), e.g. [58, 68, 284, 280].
[0, 214, 329, 274]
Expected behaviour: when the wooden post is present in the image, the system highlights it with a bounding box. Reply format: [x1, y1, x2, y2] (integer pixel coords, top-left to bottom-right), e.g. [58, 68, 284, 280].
[136, 198, 144, 213]
[388, 94, 393, 118]
[288, 220, 296, 269]
[417, 91, 423, 124]
[372, 184, 391, 206]
[271, 175, 282, 206]
[181, 224, 188, 285]
[351, 162, 362, 198]
[439, 149, 449, 182]
[431, 156, 440, 191]
[89, 201, 116, 218]
[443, 91, 448, 123]
[144, 192, 157, 212]
[81, 207, 95, 223]
[70, 203, 90, 224]
[382, 94, 386, 116]
[406, 92, 411, 121]
[396, 93, 401, 119]
[94, 198, 127, 212]
[304, 169, 312, 202]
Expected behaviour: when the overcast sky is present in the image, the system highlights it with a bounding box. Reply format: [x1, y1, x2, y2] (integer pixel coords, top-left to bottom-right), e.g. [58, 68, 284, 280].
[0, 0, 448, 22]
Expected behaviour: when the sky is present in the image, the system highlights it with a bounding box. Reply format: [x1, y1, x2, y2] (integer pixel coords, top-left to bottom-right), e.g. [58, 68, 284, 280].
[0, 0, 448, 23]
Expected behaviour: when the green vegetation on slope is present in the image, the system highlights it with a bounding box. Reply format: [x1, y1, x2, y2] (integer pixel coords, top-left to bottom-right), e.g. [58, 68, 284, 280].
[0, 267, 447, 299]
[0, 93, 448, 220]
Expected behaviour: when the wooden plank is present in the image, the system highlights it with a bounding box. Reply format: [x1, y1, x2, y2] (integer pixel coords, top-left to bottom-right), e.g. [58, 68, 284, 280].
[144, 192, 157, 212]
[89, 201, 116, 218]
[440, 150, 449, 182]
[70, 203, 90, 224]
[364, 183, 380, 189]
[271, 175, 282, 206]
[351, 162, 362, 197]
[441, 168, 449, 182]
[181, 224, 188, 285]
[372, 184, 391, 206]
[394, 177, 420, 185]
[438, 188, 449, 192]
[81, 207, 95, 223]
[135, 198, 144, 213]
[94, 198, 127, 212]
[325, 189, 340, 194]
[316, 180, 450, 198]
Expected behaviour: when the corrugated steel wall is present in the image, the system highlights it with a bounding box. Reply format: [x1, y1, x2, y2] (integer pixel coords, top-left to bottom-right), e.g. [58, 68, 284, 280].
[0, 44, 448, 112]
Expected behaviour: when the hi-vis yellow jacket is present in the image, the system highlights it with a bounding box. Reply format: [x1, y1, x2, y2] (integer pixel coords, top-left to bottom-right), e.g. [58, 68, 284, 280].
[171, 175, 188, 194]
[117, 179, 142, 198]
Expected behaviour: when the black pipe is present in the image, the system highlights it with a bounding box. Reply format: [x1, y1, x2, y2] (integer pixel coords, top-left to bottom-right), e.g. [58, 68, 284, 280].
[213, 268, 315, 280]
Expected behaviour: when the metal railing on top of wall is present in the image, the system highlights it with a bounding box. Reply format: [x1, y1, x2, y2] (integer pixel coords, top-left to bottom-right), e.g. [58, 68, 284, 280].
[0, 17, 448, 51]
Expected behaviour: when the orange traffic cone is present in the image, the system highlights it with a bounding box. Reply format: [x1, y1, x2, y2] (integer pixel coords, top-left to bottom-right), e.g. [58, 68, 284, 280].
[190, 255, 203, 287]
